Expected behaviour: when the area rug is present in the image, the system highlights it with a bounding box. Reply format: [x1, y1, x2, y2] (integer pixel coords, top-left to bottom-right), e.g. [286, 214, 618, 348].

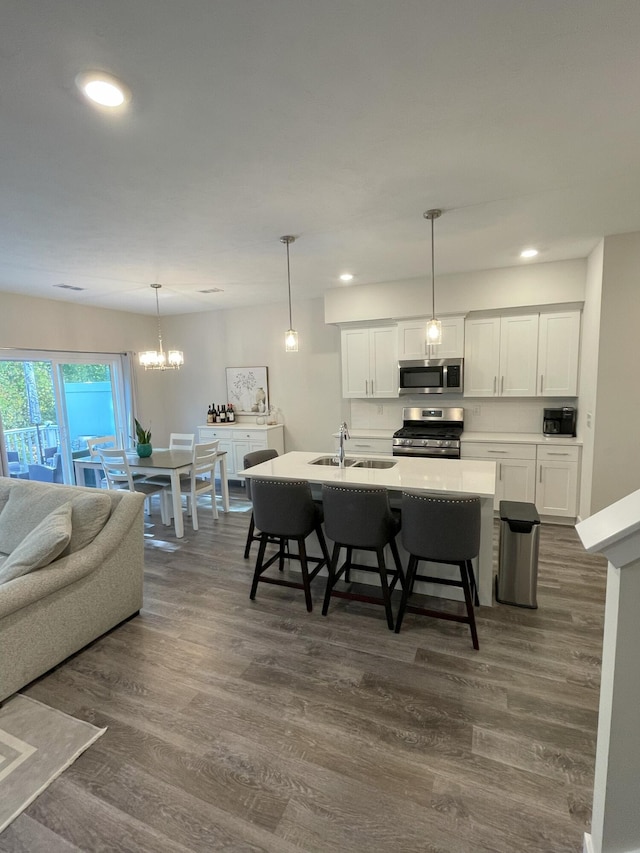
[0, 694, 105, 833]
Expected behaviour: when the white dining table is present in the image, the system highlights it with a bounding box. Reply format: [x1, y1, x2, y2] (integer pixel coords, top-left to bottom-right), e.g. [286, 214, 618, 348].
[73, 448, 230, 538]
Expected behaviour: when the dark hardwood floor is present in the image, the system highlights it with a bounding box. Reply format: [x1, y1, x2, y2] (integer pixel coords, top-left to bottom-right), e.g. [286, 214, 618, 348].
[1, 487, 606, 852]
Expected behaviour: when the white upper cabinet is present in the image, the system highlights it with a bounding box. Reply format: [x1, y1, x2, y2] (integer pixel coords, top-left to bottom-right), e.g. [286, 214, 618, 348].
[463, 316, 501, 396]
[397, 316, 465, 360]
[465, 311, 583, 398]
[341, 325, 398, 398]
[537, 311, 581, 396]
[500, 314, 539, 397]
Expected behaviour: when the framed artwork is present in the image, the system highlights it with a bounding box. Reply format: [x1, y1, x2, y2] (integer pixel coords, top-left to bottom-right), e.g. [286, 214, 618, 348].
[226, 366, 269, 414]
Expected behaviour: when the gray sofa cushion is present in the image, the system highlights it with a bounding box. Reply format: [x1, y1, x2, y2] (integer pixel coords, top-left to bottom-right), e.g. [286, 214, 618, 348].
[0, 502, 73, 583]
[0, 482, 111, 555]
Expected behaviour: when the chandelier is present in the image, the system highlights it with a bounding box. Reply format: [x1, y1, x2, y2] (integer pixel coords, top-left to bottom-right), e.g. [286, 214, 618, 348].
[281, 235, 298, 352]
[139, 284, 184, 370]
[424, 209, 443, 345]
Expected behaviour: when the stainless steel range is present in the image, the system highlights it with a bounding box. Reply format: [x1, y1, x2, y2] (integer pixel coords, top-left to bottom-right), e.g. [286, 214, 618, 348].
[392, 407, 464, 459]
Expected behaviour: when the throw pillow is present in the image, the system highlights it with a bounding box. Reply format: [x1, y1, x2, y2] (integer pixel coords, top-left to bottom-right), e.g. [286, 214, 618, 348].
[0, 483, 111, 555]
[0, 502, 72, 584]
[65, 492, 112, 554]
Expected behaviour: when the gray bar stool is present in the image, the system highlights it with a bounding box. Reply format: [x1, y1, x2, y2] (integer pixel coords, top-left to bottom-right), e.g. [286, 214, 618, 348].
[249, 478, 331, 612]
[395, 492, 481, 649]
[321, 483, 405, 630]
[243, 449, 279, 559]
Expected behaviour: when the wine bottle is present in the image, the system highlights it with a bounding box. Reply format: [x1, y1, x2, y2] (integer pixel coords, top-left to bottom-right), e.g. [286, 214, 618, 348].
[207, 404, 214, 424]
[216, 406, 222, 423]
[227, 403, 235, 423]
[220, 405, 227, 423]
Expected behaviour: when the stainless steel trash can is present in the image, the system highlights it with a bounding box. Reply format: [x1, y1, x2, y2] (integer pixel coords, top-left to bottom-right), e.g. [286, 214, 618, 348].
[496, 500, 540, 608]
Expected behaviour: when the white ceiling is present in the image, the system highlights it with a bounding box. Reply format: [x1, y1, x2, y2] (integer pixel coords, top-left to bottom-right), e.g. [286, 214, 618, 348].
[2, 0, 640, 316]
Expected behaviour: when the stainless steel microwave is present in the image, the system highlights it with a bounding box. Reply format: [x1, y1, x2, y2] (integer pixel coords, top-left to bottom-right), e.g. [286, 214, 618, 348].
[398, 358, 464, 396]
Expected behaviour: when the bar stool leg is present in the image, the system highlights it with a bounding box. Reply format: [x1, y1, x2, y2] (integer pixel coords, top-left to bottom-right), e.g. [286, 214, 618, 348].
[395, 554, 418, 634]
[376, 547, 395, 631]
[316, 524, 332, 572]
[322, 543, 342, 616]
[298, 538, 313, 612]
[344, 546, 353, 583]
[389, 538, 406, 592]
[250, 534, 269, 601]
[244, 514, 255, 559]
[460, 560, 479, 651]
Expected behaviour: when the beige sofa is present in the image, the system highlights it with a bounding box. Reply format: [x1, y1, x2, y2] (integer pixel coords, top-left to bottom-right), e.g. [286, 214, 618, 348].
[0, 477, 145, 702]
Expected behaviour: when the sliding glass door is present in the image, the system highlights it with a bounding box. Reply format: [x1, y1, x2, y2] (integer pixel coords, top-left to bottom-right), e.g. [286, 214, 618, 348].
[0, 351, 130, 485]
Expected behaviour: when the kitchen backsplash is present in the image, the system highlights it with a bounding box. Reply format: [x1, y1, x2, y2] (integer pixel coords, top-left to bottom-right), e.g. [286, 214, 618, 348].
[349, 397, 577, 434]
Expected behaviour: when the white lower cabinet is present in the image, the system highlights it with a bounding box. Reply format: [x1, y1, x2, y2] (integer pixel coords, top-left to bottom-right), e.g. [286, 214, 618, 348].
[461, 442, 536, 511]
[198, 425, 284, 478]
[536, 445, 580, 518]
[461, 440, 581, 519]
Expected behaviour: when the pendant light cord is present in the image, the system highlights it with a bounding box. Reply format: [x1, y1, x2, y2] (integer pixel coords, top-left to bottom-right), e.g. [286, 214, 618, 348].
[286, 239, 293, 329]
[430, 214, 435, 319]
[153, 284, 164, 355]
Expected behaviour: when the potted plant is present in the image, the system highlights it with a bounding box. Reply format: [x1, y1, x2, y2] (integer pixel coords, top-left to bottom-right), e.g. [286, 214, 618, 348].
[134, 418, 152, 457]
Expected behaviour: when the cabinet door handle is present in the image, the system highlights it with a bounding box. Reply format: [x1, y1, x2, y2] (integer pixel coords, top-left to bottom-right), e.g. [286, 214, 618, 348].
[354, 443, 372, 448]
[493, 376, 497, 395]
[487, 449, 507, 454]
[501, 376, 504, 394]
[540, 374, 544, 394]
[365, 380, 368, 395]
[371, 379, 374, 395]
[539, 464, 543, 483]
[499, 463, 502, 481]
[547, 451, 569, 456]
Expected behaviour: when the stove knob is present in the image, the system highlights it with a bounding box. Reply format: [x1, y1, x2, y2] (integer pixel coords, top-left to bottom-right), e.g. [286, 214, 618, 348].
[421, 439, 430, 447]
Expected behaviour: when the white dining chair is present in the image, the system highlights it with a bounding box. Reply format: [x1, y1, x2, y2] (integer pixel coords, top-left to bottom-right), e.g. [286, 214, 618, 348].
[169, 433, 195, 451]
[98, 448, 168, 522]
[144, 433, 197, 488]
[162, 440, 220, 530]
[87, 435, 117, 488]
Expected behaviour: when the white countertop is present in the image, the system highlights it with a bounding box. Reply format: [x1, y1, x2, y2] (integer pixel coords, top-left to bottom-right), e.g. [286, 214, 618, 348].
[240, 450, 496, 499]
[332, 429, 396, 439]
[461, 431, 582, 445]
[198, 422, 283, 431]
[334, 428, 582, 446]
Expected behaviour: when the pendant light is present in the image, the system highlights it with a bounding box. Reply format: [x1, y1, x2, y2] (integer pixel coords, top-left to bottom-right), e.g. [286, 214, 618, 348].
[139, 284, 184, 370]
[281, 235, 298, 352]
[424, 208, 442, 345]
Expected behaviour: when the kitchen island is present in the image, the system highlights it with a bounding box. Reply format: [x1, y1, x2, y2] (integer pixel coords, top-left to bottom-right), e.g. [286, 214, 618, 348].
[240, 451, 497, 606]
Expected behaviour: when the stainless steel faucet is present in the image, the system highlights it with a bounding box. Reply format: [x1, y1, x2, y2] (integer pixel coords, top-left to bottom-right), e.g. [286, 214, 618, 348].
[335, 421, 350, 467]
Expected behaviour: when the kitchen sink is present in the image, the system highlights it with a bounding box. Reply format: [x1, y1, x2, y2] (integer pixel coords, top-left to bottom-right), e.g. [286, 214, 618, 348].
[309, 456, 397, 469]
[352, 459, 397, 469]
[309, 456, 358, 466]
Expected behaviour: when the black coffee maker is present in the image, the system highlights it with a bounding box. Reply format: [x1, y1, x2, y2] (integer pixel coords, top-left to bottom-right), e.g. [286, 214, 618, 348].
[543, 407, 577, 436]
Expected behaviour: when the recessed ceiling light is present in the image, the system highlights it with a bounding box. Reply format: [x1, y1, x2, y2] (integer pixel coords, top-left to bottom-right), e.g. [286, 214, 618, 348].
[76, 72, 130, 108]
[54, 283, 85, 291]
[339, 273, 354, 282]
[520, 248, 539, 259]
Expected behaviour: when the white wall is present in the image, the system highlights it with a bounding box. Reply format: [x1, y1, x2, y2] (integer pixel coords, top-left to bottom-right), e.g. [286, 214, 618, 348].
[164, 297, 342, 453]
[590, 232, 640, 512]
[325, 259, 586, 324]
[577, 240, 604, 520]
